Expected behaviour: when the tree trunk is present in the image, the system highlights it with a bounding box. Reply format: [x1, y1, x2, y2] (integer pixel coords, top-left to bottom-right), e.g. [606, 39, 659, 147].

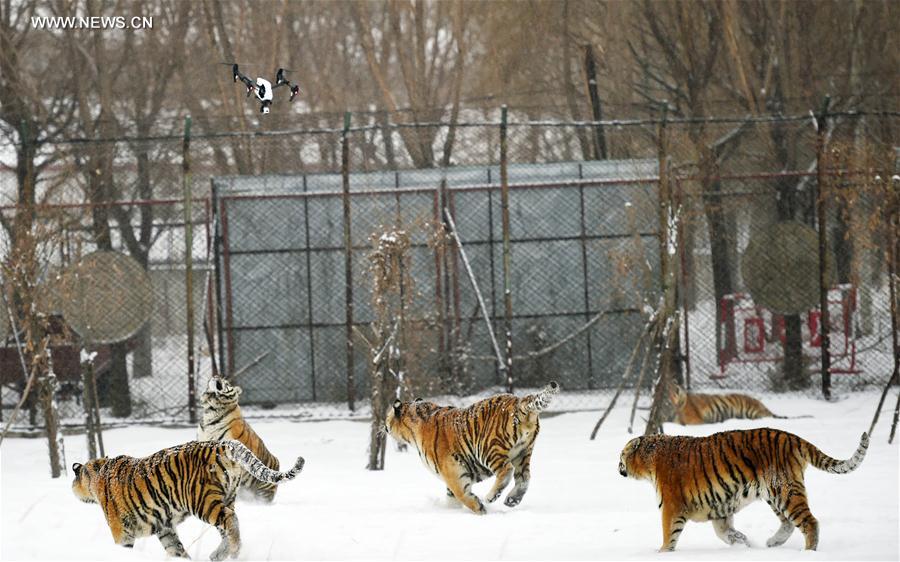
[782, 314, 809, 389]
[39, 372, 65, 478]
[88, 170, 133, 417]
[561, 0, 591, 159]
[773, 173, 809, 389]
[702, 178, 737, 366]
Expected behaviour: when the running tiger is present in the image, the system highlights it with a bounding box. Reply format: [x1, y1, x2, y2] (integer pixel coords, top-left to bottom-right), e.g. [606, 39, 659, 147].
[71, 440, 305, 560]
[385, 381, 559, 514]
[669, 384, 810, 425]
[618, 428, 868, 551]
[199, 376, 282, 502]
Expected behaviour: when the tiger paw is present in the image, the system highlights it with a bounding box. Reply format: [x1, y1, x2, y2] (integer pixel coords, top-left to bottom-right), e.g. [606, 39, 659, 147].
[504, 495, 521, 508]
[728, 531, 749, 546]
[766, 536, 788, 548]
[487, 491, 502, 503]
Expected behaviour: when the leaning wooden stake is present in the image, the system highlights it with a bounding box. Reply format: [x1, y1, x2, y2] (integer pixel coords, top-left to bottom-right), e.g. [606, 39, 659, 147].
[443, 209, 508, 381]
[627, 323, 659, 434]
[590, 323, 652, 439]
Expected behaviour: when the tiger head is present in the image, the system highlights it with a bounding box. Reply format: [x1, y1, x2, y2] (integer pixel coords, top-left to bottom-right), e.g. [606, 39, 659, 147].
[385, 397, 434, 445]
[618, 436, 660, 480]
[71, 459, 107, 504]
[203, 376, 242, 406]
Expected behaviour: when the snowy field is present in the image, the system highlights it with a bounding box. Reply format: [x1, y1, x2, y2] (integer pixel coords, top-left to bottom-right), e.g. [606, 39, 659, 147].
[1, 391, 897, 561]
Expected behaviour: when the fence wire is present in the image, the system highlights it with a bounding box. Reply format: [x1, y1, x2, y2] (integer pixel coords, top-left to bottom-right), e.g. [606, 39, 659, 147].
[1, 112, 897, 428]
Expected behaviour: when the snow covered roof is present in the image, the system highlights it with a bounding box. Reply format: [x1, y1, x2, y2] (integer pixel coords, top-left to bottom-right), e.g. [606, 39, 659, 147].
[212, 159, 658, 195]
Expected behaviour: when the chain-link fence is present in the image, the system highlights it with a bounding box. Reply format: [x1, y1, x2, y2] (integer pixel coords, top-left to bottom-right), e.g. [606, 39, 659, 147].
[0, 198, 211, 426]
[1, 110, 897, 428]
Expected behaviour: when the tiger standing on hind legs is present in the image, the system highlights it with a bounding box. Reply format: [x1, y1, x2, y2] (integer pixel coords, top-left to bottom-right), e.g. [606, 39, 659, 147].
[618, 428, 868, 552]
[198, 376, 282, 503]
[71, 440, 305, 560]
[385, 381, 560, 514]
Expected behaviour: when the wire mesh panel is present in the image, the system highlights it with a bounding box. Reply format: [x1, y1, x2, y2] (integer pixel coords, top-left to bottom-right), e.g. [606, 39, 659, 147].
[212, 154, 662, 413]
[0, 199, 211, 426]
[678, 169, 896, 395]
[1, 113, 896, 429]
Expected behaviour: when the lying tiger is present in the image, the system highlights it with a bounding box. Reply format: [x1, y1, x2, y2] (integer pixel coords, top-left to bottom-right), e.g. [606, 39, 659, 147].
[385, 381, 559, 514]
[669, 383, 810, 425]
[72, 440, 305, 560]
[619, 428, 868, 551]
[198, 376, 282, 502]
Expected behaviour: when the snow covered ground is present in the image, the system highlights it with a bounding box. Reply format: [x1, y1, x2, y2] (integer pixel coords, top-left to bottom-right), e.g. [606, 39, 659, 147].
[1, 391, 897, 561]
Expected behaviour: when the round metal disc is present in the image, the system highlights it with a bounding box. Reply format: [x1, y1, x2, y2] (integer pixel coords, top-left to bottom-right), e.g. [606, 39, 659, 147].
[741, 221, 832, 315]
[59, 251, 153, 344]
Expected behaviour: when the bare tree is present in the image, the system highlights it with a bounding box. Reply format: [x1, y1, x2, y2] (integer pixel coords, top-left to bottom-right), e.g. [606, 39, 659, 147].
[350, 0, 469, 168]
[61, 0, 191, 415]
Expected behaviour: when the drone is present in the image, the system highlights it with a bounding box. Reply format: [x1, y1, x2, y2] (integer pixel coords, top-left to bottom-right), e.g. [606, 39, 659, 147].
[230, 63, 300, 114]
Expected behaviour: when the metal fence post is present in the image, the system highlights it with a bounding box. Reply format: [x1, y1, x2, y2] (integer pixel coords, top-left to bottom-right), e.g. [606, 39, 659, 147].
[211, 181, 227, 379]
[499, 105, 514, 393]
[302, 175, 317, 401]
[182, 116, 196, 424]
[676, 177, 692, 389]
[577, 163, 595, 388]
[815, 97, 832, 401]
[342, 112, 356, 412]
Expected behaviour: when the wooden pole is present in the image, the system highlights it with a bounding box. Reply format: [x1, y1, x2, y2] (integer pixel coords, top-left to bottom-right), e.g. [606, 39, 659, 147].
[342, 112, 356, 411]
[182, 116, 197, 424]
[869, 175, 898, 436]
[499, 105, 514, 393]
[815, 96, 833, 401]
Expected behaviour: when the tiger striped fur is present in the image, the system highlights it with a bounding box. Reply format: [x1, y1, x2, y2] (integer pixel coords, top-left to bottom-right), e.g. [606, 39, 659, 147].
[618, 428, 868, 552]
[669, 384, 810, 425]
[199, 376, 282, 502]
[385, 381, 559, 514]
[71, 440, 304, 560]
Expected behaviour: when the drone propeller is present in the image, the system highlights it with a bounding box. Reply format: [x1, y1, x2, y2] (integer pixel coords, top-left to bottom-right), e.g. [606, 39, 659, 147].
[275, 67, 297, 84]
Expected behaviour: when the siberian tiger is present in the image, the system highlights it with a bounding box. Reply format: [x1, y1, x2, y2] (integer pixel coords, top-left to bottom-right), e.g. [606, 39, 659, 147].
[71, 440, 305, 560]
[198, 376, 282, 502]
[385, 381, 559, 514]
[669, 384, 810, 425]
[618, 428, 868, 551]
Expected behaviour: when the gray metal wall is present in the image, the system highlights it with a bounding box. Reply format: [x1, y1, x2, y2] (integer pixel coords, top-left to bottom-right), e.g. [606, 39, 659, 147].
[213, 160, 659, 405]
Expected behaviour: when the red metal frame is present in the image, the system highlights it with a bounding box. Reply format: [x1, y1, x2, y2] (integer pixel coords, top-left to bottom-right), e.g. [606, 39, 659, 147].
[715, 285, 859, 378]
